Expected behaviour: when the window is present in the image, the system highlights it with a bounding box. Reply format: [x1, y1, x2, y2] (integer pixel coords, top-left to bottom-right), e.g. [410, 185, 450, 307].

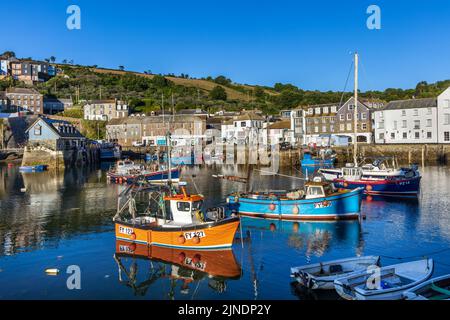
[444, 114, 450, 125]
[426, 119, 432, 127]
[323, 107, 329, 113]
[34, 124, 42, 136]
[403, 132, 407, 139]
[347, 113, 352, 120]
[322, 117, 327, 123]
[362, 123, 367, 130]
[346, 123, 352, 131]
[322, 125, 327, 132]
[445, 132, 450, 141]
[414, 120, 420, 129]
[330, 125, 334, 132]
[391, 132, 395, 139]
[402, 110, 406, 116]
[331, 106, 337, 113]
[402, 120, 407, 128]
[177, 202, 191, 212]
[340, 124, 345, 131]
[339, 114, 344, 121]
[415, 132, 420, 139]
[315, 107, 321, 115]
[445, 100, 450, 108]
[314, 126, 319, 133]
[427, 108, 432, 115]
[361, 113, 367, 120]
[427, 132, 432, 139]
[241, 121, 246, 127]
[413, 109, 419, 116]
[379, 133, 385, 140]
[378, 121, 384, 129]
[393, 121, 397, 130]
[348, 104, 354, 110]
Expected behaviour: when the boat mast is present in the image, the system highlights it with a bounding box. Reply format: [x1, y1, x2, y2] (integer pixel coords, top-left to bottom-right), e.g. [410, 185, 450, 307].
[353, 52, 358, 167]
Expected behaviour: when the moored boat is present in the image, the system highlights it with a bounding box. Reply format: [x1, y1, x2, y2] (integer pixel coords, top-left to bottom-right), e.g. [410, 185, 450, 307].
[334, 258, 434, 300]
[226, 178, 363, 221]
[98, 141, 121, 160]
[291, 256, 380, 290]
[301, 150, 336, 167]
[19, 164, 48, 172]
[403, 274, 450, 300]
[107, 159, 181, 184]
[113, 183, 240, 249]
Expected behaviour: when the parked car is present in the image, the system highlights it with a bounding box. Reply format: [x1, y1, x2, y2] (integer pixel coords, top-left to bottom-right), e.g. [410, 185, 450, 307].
[132, 141, 145, 147]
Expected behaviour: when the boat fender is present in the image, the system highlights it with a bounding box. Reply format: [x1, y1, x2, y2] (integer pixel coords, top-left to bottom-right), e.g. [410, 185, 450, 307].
[129, 243, 136, 252]
[366, 185, 373, 191]
[178, 235, 186, 244]
[292, 205, 299, 215]
[178, 252, 186, 263]
[192, 236, 200, 244]
[269, 223, 276, 232]
[130, 233, 136, 240]
[192, 254, 201, 264]
[269, 203, 276, 211]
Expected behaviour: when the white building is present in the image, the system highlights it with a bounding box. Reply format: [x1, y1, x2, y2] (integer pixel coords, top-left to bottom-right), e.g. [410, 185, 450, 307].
[220, 112, 265, 145]
[83, 99, 128, 121]
[437, 87, 450, 143]
[374, 98, 438, 144]
[373, 87, 450, 144]
[290, 108, 306, 146]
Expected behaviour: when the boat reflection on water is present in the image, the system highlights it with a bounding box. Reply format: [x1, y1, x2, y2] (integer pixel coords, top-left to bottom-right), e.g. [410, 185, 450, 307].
[113, 240, 242, 298]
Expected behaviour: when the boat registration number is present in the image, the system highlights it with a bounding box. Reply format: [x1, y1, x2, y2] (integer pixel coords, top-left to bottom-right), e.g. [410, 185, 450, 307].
[119, 245, 134, 253]
[119, 226, 134, 235]
[184, 231, 206, 240]
[314, 200, 332, 209]
[185, 258, 206, 271]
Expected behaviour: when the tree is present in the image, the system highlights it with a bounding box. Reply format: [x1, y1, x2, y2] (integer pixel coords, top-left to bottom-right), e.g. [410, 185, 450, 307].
[254, 86, 265, 99]
[62, 59, 68, 64]
[119, 66, 125, 71]
[1, 51, 16, 59]
[50, 56, 56, 63]
[214, 75, 232, 86]
[210, 85, 227, 101]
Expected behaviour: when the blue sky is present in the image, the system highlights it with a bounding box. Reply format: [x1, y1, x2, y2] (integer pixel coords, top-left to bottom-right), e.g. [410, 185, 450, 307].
[2, 0, 450, 91]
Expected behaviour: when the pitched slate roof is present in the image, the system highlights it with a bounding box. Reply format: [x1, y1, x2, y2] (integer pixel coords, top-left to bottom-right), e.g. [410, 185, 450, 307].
[26, 117, 85, 138]
[267, 120, 291, 130]
[381, 98, 437, 111]
[6, 87, 41, 95]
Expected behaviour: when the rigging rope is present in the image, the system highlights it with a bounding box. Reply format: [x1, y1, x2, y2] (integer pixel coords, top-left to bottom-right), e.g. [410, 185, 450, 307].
[338, 59, 354, 108]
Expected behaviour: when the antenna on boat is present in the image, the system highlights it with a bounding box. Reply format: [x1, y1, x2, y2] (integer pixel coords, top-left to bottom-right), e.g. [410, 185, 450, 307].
[353, 52, 359, 167]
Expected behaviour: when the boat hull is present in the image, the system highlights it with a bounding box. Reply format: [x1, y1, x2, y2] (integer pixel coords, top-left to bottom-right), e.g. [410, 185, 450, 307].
[108, 167, 181, 184]
[115, 217, 240, 249]
[333, 176, 421, 198]
[227, 188, 362, 221]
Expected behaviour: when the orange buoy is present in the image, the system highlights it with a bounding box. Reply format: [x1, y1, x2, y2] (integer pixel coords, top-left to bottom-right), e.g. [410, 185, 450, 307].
[292, 205, 299, 215]
[367, 195, 373, 202]
[293, 222, 299, 232]
[130, 233, 136, 240]
[269, 203, 276, 211]
[343, 182, 348, 188]
[269, 223, 276, 232]
[192, 254, 201, 264]
[129, 243, 136, 252]
[366, 185, 373, 191]
[178, 235, 186, 244]
[192, 236, 200, 244]
[178, 252, 186, 263]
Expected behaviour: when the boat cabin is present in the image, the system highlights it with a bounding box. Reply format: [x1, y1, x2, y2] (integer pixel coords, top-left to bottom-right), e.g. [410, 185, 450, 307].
[164, 187, 204, 224]
[304, 178, 336, 199]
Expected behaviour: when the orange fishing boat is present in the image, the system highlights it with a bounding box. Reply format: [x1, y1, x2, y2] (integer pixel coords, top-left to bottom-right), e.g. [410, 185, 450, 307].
[115, 240, 241, 279]
[113, 182, 240, 250]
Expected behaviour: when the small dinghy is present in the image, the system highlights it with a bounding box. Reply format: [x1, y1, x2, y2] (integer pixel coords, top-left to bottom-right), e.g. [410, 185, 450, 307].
[334, 258, 434, 300]
[291, 256, 380, 290]
[403, 274, 450, 300]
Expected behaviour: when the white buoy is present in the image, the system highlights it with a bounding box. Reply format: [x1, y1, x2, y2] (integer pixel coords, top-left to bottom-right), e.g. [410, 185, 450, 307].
[45, 268, 60, 275]
[20, 187, 26, 193]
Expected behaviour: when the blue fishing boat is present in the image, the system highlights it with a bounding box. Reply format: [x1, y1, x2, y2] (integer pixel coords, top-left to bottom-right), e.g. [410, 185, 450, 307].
[301, 151, 336, 167]
[226, 178, 363, 221]
[19, 165, 48, 172]
[107, 159, 181, 184]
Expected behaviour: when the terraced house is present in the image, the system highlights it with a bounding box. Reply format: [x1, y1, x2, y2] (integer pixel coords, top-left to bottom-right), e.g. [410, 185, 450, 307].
[303, 97, 374, 145]
[5, 88, 43, 113]
[83, 99, 129, 121]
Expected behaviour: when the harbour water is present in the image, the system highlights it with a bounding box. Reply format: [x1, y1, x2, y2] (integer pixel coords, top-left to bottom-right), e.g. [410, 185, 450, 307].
[1, 164, 450, 300]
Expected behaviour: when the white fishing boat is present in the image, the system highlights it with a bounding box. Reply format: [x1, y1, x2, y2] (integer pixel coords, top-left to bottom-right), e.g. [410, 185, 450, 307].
[290, 256, 380, 290]
[334, 258, 434, 300]
[403, 274, 450, 300]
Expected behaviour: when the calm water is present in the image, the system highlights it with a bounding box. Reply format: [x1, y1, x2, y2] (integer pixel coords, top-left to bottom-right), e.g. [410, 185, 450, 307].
[1, 163, 450, 300]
